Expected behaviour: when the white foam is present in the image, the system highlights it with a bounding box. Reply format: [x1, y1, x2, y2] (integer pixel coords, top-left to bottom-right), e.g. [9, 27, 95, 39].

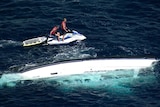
[53, 45, 97, 62]
[0, 40, 21, 48]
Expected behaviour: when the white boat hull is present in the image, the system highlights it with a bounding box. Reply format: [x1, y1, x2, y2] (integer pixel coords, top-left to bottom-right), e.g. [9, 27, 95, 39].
[20, 59, 156, 80]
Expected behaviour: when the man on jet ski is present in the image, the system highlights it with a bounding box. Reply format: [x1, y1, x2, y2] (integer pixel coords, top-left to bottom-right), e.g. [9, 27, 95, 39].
[49, 18, 70, 41]
[61, 18, 71, 35]
[50, 25, 63, 41]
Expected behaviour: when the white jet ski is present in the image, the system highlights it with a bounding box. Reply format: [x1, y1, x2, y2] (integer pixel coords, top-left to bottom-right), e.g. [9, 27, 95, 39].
[22, 30, 86, 47]
[47, 30, 86, 45]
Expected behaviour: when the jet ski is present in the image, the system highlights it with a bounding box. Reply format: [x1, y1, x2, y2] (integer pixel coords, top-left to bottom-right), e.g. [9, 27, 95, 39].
[22, 30, 86, 47]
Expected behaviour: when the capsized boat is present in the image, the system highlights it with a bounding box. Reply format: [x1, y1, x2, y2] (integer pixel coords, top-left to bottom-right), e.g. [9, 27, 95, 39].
[19, 58, 157, 80]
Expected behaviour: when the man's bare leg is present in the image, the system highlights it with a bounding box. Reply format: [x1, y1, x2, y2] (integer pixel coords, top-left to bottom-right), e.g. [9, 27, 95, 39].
[55, 32, 60, 41]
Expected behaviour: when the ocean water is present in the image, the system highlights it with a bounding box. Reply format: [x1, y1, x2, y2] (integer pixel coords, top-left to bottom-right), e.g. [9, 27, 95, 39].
[0, 0, 160, 106]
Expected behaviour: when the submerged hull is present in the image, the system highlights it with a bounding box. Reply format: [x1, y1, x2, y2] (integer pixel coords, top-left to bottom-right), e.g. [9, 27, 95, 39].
[20, 58, 156, 80]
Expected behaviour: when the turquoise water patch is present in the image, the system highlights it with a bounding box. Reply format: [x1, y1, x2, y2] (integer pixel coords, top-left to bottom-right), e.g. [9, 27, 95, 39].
[0, 73, 22, 87]
[45, 69, 139, 94]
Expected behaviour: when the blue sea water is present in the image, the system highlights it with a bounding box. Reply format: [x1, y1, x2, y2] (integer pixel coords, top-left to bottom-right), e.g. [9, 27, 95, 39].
[0, 0, 160, 106]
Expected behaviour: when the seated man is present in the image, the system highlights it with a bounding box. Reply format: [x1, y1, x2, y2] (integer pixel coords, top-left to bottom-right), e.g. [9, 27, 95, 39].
[50, 25, 61, 41]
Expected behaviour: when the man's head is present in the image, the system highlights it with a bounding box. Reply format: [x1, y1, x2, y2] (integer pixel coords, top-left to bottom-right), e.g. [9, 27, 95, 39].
[64, 18, 67, 22]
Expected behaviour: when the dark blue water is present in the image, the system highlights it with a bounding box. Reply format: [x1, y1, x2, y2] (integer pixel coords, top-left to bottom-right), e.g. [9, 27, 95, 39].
[0, 0, 160, 106]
